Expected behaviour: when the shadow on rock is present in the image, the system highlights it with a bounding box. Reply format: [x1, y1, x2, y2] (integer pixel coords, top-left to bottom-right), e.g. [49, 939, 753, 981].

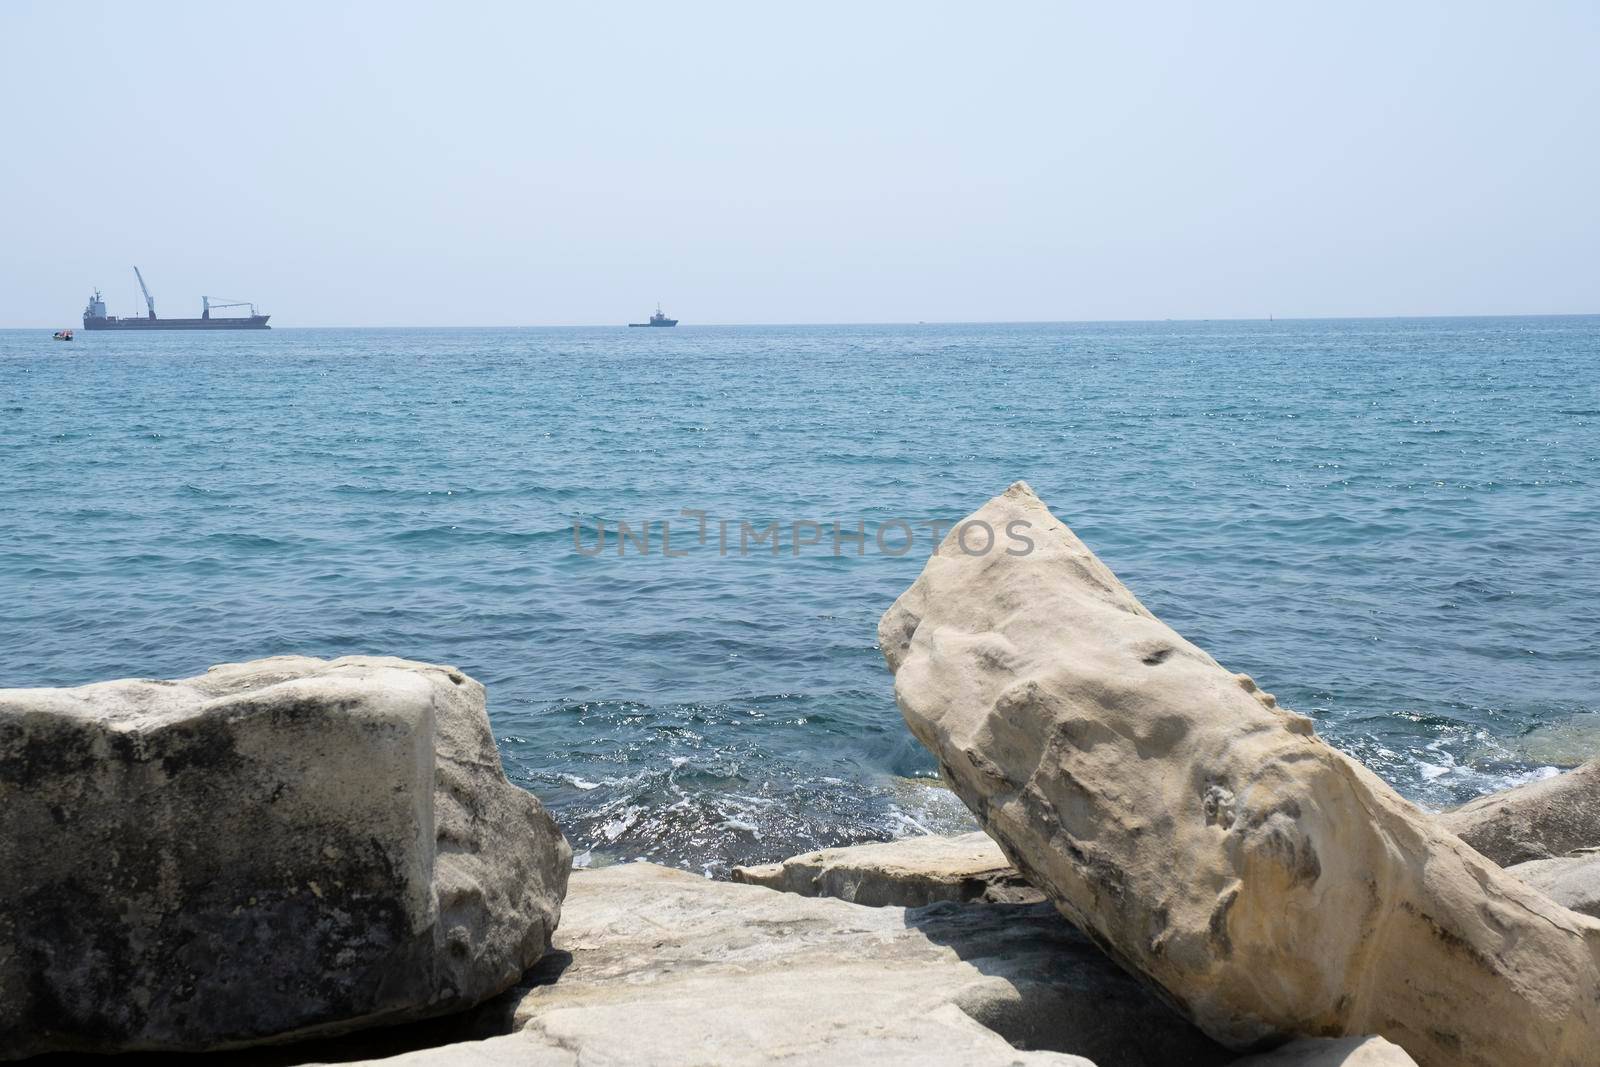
[19, 956, 574, 1066]
[903, 899, 1233, 1067]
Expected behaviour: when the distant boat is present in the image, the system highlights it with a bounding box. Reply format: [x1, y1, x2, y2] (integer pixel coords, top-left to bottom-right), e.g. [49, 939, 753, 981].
[628, 303, 678, 327]
[52, 329, 74, 341]
[82, 267, 270, 330]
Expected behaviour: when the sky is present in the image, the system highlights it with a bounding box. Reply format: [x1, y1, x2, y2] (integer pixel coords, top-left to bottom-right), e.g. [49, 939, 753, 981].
[1, 2, 1596, 327]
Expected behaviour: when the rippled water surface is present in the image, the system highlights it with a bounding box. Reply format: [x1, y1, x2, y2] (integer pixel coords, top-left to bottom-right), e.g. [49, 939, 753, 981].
[3, 319, 1598, 874]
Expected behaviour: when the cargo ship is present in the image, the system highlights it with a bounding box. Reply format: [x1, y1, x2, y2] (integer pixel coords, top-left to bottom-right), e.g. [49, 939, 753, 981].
[628, 303, 678, 327]
[83, 267, 271, 330]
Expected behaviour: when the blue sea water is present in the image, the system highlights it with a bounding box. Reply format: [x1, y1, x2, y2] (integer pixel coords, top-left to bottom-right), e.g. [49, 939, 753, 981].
[3, 318, 1598, 875]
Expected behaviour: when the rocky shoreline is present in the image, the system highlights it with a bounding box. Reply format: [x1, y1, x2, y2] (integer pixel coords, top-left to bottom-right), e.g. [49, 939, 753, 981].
[4, 483, 1597, 1065]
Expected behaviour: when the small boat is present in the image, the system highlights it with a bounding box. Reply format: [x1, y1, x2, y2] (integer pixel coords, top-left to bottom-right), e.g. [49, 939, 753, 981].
[628, 303, 678, 327]
[53, 329, 74, 341]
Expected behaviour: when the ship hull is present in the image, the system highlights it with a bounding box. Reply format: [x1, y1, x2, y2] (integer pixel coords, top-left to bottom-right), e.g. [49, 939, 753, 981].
[627, 321, 678, 327]
[83, 315, 271, 330]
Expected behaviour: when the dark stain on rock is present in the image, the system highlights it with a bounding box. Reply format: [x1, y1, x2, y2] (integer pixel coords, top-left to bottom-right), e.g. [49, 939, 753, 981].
[1147, 903, 1172, 956]
[155, 714, 248, 779]
[2, 719, 99, 781]
[1238, 803, 1321, 887]
[1207, 885, 1239, 956]
[1427, 1026, 1464, 1054]
[1398, 901, 1499, 976]
[1133, 714, 1189, 759]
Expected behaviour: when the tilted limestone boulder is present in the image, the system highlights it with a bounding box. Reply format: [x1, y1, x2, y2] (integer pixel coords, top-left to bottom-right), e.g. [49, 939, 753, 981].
[1507, 851, 1600, 920]
[878, 482, 1600, 1067]
[1227, 1035, 1418, 1066]
[1440, 759, 1600, 866]
[0, 655, 572, 1058]
[329, 862, 1231, 1067]
[732, 831, 1042, 907]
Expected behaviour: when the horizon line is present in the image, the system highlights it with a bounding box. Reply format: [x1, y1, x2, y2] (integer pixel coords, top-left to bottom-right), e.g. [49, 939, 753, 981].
[7, 311, 1599, 331]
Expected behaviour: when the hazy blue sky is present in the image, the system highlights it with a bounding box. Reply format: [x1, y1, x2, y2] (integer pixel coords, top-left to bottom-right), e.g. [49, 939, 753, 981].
[2, 2, 1596, 326]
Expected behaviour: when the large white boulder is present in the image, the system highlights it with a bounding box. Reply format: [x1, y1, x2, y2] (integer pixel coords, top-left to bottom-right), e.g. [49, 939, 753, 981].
[0, 656, 572, 1057]
[878, 483, 1600, 1067]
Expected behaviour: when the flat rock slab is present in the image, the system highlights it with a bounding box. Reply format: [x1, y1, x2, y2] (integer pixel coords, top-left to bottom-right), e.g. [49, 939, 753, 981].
[1440, 760, 1600, 866]
[732, 831, 1042, 907]
[322, 863, 1231, 1067]
[1507, 851, 1600, 920]
[0, 656, 571, 1058]
[1229, 1036, 1418, 1066]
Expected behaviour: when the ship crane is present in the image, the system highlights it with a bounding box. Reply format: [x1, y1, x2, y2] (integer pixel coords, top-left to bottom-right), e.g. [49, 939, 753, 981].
[202, 297, 259, 318]
[133, 265, 156, 319]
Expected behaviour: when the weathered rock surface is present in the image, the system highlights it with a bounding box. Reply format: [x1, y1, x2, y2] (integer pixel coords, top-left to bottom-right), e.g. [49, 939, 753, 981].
[878, 482, 1600, 1067]
[1228, 1035, 1418, 1066]
[1507, 851, 1600, 920]
[1440, 759, 1600, 866]
[325, 862, 1232, 1066]
[0, 655, 572, 1058]
[732, 831, 1042, 907]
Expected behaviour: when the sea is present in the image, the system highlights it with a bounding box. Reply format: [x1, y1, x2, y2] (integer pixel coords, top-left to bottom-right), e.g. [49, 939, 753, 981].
[3, 318, 1598, 876]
